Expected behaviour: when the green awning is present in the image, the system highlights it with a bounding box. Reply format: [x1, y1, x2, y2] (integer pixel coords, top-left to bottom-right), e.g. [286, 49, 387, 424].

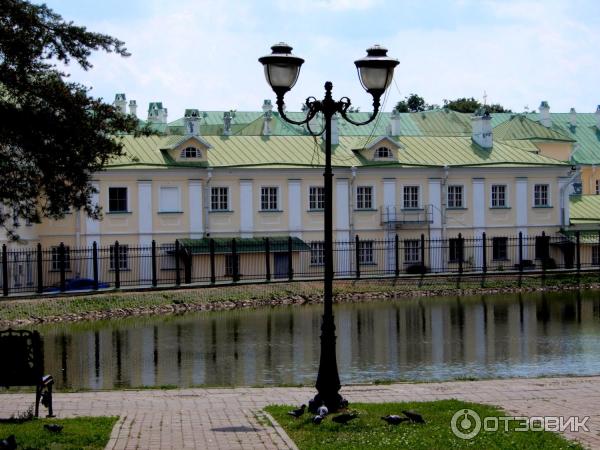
[179, 237, 310, 254]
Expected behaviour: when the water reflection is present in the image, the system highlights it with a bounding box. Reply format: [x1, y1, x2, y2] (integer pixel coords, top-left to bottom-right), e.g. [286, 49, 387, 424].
[39, 290, 600, 390]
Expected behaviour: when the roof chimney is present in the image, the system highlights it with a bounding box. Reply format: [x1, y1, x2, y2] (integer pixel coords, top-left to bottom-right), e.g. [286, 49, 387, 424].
[262, 99, 273, 136]
[128, 100, 137, 117]
[389, 109, 401, 136]
[147, 102, 168, 124]
[223, 111, 233, 136]
[595, 105, 600, 129]
[569, 107, 576, 127]
[539, 101, 551, 127]
[183, 109, 200, 135]
[324, 113, 339, 145]
[113, 93, 127, 114]
[471, 110, 493, 149]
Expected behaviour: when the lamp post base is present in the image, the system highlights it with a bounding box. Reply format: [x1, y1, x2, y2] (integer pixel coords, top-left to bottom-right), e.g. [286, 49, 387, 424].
[308, 393, 348, 415]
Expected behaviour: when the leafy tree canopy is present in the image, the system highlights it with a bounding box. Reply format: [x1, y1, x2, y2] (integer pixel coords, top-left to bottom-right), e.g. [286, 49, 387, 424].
[443, 97, 512, 114]
[394, 93, 428, 112]
[0, 0, 147, 239]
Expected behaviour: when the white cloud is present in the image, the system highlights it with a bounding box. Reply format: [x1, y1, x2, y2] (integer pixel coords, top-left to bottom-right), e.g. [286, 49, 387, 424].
[276, 0, 381, 12]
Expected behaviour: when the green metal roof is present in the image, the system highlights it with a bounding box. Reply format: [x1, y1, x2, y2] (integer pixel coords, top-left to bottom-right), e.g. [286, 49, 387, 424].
[179, 237, 309, 254]
[493, 115, 574, 142]
[570, 195, 600, 224]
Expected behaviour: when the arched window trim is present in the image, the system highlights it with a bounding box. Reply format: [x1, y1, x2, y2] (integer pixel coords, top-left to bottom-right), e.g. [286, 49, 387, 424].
[375, 146, 392, 159]
[181, 146, 201, 159]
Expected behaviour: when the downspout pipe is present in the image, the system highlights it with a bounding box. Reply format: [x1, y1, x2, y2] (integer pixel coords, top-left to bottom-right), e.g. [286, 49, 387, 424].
[203, 167, 213, 237]
[560, 165, 580, 227]
[350, 166, 356, 238]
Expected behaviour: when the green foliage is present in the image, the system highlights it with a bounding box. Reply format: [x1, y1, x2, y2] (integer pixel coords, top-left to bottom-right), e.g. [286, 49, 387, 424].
[0, 0, 150, 239]
[443, 97, 512, 114]
[0, 416, 117, 450]
[266, 400, 582, 450]
[394, 93, 428, 113]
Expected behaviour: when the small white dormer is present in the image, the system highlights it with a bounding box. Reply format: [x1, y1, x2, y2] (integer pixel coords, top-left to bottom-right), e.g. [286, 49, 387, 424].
[355, 136, 402, 161]
[164, 135, 212, 163]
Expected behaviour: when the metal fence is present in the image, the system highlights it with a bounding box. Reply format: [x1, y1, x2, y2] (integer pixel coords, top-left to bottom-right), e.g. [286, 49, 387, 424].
[1, 231, 598, 296]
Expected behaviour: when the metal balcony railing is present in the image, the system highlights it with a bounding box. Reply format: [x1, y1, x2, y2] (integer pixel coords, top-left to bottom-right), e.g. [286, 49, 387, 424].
[381, 205, 433, 226]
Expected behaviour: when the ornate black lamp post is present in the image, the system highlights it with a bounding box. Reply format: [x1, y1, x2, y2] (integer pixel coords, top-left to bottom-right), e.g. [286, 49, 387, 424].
[259, 43, 399, 412]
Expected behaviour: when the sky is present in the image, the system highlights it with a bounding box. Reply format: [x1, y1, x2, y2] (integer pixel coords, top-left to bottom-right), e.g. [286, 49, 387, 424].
[40, 0, 600, 120]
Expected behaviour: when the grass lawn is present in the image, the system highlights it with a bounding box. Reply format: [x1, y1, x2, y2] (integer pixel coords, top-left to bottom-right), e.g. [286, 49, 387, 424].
[266, 400, 583, 450]
[0, 416, 118, 450]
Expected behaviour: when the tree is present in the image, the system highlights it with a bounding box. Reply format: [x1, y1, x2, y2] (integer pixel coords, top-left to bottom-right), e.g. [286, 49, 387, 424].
[443, 97, 512, 114]
[0, 0, 146, 239]
[394, 93, 428, 113]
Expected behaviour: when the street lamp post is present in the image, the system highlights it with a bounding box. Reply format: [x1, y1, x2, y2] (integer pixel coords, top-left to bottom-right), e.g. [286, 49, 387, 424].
[259, 43, 398, 412]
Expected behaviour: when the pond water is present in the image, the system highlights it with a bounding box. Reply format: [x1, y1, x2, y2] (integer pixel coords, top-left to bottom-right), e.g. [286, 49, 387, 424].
[37, 290, 600, 390]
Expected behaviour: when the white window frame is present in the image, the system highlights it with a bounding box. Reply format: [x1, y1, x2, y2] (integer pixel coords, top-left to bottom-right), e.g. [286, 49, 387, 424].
[402, 185, 420, 209]
[358, 240, 374, 264]
[210, 186, 229, 211]
[158, 185, 181, 212]
[51, 246, 71, 271]
[107, 186, 129, 213]
[490, 184, 508, 208]
[109, 244, 129, 270]
[356, 186, 374, 210]
[447, 184, 465, 209]
[310, 242, 325, 266]
[375, 146, 392, 159]
[404, 240, 420, 264]
[308, 186, 325, 211]
[260, 186, 279, 211]
[533, 184, 550, 207]
[180, 146, 201, 159]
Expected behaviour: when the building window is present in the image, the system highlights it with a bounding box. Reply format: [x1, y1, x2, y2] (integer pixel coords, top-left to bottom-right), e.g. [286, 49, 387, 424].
[109, 245, 129, 270]
[403, 186, 419, 209]
[159, 186, 180, 212]
[491, 185, 507, 208]
[211, 187, 229, 211]
[492, 237, 508, 260]
[447, 185, 464, 208]
[181, 147, 200, 158]
[535, 235, 550, 261]
[595, 180, 599, 195]
[309, 187, 325, 210]
[51, 246, 71, 271]
[310, 242, 325, 266]
[225, 254, 240, 277]
[375, 146, 392, 158]
[358, 241, 374, 264]
[404, 240, 420, 263]
[108, 187, 128, 212]
[260, 187, 279, 211]
[593, 246, 600, 265]
[534, 184, 549, 206]
[449, 238, 463, 263]
[160, 244, 176, 270]
[356, 186, 373, 209]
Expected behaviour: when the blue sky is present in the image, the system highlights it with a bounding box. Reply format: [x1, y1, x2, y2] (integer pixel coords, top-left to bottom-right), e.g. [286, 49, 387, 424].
[41, 0, 600, 120]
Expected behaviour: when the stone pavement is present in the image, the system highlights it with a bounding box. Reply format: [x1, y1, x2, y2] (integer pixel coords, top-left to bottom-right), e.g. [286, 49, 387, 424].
[1, 376, 599, 449]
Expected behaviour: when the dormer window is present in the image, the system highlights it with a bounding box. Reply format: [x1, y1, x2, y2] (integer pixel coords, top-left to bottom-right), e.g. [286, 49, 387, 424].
[376, 146, 392, 159]
[181, 147, 201, 158]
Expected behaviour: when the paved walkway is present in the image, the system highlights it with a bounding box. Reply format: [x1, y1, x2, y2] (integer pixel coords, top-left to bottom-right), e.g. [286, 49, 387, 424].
[1, 376, 599, 449]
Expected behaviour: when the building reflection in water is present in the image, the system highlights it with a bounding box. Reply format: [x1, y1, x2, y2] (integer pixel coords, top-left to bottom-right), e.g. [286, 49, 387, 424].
[39, 290, 600, 390]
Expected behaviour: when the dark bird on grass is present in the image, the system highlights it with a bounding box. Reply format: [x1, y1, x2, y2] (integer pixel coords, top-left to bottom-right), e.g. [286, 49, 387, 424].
[44, 424, 63, 433]
[317, 404, 328, 417]
[381, 415, 409, 425]
[312, 414, 324, 425]
[402, 410, 425, 424]
[0, 435, 16, 450]
[332, 413, 358, 424]
[287, 405, 306, 418]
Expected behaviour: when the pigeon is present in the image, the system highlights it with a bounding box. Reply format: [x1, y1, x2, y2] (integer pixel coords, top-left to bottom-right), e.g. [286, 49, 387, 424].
[287, 404, 306, 418]
[44, 424, 63, 433]
[0, 435, 16, 450]
[332, 413, 358, 424]
[381, 415, 409, 425]
[312, 414, 324, 425]
[402, 410, 425, 424]
[317, 404, 329, 418]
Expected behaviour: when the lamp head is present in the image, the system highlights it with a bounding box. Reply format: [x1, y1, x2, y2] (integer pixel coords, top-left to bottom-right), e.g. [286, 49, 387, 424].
[259, 42, 305, 95]
[354, 45, 399, 96]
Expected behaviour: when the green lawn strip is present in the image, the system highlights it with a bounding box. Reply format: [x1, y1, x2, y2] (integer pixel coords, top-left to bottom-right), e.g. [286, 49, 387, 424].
[265, 400, 583, 450]
[0, 416, 118, 450]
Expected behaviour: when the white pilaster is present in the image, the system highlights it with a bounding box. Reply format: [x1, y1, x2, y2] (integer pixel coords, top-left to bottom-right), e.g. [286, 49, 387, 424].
[240, 180, 254, 238]
[85, 182, 101, 247]
[428, 178, 443, 272]
[138, 180, 153, 283]
[288, 179, 302, 238]
[335, 178, 350, 276]
[188, 179, 203, 239]
[472, 178, 486, 270]
[383, 178, 396, 273]
[516, 177, 529, 259]
[558, 177, 571, 227]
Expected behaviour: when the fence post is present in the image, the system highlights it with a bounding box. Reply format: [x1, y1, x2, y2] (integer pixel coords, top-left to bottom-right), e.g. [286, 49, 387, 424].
[113, 240, 120, 289]
[518, 232, 523, 273]
[209, 239, 216, 284]
[231, 238, 239, 282]
[482, 232, 487, 274]
[576, 230, 581, 274]
[420, 234, 426, 275]
[174, 240, 181, 286]
[59, 242, 66, 292]
[1, 244, 7, 296]
[264, 238, 271, 281]
[458, 233, 463, 274]
[287, 236, 293, 281]
[394, 234, 399, 277]
[92, 242, 99, 290]
[36, 243, 43, 294]
[151, 240, 157, 287]
[355, 235, 361, 279]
